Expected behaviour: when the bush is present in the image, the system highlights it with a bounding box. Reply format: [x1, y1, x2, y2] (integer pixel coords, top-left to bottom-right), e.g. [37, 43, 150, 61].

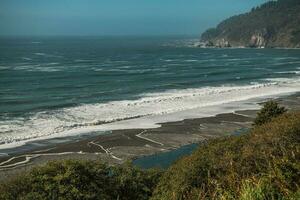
[0, 160, 162, 200]
[254, 101, 287, 126]
[1, 107, 299, 200]
[111, 163, 162, 200]
[151, 113, 300, 200]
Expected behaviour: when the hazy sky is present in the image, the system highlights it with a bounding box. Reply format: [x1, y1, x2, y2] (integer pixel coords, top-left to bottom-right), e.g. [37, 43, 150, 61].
[0, 0, 267, 36]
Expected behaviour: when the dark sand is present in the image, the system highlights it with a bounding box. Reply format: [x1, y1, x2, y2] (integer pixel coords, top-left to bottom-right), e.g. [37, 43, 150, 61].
[0, 93, 299, 181]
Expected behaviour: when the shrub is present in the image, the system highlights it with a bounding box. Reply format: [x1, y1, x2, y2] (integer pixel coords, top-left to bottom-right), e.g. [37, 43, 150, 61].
[1, 109, 299, 200]
[0, 160, 162, 200]
[151, 113, 300, 200]
[254, 101, 287, 126]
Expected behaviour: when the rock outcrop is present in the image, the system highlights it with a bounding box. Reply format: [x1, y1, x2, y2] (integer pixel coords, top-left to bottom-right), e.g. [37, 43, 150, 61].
[249, 29, 268, 48]
[215, 38, 231, 48]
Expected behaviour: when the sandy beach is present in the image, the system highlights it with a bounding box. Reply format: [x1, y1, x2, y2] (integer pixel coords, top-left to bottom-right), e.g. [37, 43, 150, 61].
[0, 93, 300, 181]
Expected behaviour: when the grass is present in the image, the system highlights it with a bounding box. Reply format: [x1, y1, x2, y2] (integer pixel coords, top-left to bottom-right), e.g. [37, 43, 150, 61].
[151, 112, 300, 200]
[0, 106, 299, 200]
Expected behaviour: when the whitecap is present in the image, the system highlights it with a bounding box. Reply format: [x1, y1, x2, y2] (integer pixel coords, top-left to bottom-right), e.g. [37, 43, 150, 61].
[34, 53, 46, 56]
[45, 62, 59, 66]
[1, 78, 300, 150]
[163, 59, 175, 62]
[118, 66, 132, 69]
[22, 57, 32, 61]
[271, 61, 300, 66]
[184, 59, 198, 62]
[275, 71, 300, 75]
[0, 66, 9, 70]
[12, 64, 61, 72]
[33, 53, 63, 58]
[35, 67, 61, 72]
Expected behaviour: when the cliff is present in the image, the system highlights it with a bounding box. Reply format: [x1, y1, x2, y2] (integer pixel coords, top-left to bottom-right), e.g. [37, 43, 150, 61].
[200, 0, 300, 48]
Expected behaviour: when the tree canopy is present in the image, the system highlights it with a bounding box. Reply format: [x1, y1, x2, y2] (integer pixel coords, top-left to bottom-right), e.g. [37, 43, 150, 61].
[201, 0, 300, 48]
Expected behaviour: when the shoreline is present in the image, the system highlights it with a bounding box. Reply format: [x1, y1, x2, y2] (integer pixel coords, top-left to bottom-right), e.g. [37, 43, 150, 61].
[2, 79, 300, 151]
[0, 92, 300, 181]
[194, 45, 300, 50]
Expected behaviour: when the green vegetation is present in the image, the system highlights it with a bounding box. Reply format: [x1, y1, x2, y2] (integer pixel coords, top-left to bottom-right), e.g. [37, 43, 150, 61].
[254, 101, 287, 126]
[151, 112, 300, 199]
[0, 161, 162, 200]
[1, 103, 299, 200]
[201, 0, 300, 48]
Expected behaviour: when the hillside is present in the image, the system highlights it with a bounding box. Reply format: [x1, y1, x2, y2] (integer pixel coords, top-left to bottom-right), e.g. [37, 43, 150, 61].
[1, 103, 299, 200]
[151, 112, 300, 199]
[200, 0, 300, 48]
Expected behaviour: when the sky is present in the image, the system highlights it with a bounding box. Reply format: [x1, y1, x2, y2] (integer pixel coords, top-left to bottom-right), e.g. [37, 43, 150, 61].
[0, 0, 267, 36]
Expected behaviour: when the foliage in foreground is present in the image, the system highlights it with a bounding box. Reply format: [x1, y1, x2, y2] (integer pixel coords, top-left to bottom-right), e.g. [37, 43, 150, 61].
[0, 103, 299, 200]
[151, 112, 300, 200]
[0, 161, 162, 200]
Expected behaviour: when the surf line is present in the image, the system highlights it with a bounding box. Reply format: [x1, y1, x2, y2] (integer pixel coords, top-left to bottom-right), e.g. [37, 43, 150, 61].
[89, 141, 122, 161]
[136, 130, 164, 146]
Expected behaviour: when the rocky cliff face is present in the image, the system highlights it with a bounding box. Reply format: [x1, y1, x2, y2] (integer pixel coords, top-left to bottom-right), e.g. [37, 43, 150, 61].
[200, 0, 300, 48]
[249, 29, 268, 48]
[215, 38, 231, 48]
[250, 34, 265, 48]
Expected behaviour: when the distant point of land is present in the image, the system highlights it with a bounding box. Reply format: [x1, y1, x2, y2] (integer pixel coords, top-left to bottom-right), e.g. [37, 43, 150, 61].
[198, 0, 300, 48]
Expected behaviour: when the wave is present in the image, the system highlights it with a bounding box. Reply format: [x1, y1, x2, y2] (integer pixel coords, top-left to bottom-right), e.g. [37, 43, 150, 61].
[0, 66, 9, 70]
[22, 57, 32, 61]
[33, 53, 63, 58]
[93, 67, 168, 74]
[74, 59, 94, 62]
[1, 78, 300, 149]
[11, 63, 62, 72]
[184, 59, 198, 62]
[34, 53, 46, 56]
[271, 61, 300, 66]
[275, 71, 300, 75]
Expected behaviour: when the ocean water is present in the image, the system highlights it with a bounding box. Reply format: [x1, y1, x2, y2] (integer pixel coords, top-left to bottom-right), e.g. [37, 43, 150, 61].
[1, 36, 300, 149]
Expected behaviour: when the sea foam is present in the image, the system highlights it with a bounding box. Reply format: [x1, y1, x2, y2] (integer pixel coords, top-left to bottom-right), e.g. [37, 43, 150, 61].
[0, 78, 300, 150]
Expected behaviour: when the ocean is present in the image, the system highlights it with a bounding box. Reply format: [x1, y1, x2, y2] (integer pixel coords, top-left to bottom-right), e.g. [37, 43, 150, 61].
[1, 36, 300, 149]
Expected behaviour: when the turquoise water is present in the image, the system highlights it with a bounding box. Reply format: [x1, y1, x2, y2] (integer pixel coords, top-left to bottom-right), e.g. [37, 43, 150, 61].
[0, 36, 300, 148]
[133, 143, 199, 169]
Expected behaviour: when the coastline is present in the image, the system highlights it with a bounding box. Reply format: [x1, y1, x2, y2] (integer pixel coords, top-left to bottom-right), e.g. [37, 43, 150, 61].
[194, 44, 300, 50]
[0, 92, 300, 181]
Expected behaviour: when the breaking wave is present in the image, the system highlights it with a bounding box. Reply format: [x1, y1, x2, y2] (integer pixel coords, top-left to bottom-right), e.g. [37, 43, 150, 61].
[1, 77, 300, 149]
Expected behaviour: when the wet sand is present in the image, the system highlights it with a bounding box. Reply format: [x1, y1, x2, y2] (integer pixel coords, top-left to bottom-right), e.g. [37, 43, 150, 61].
[0, 93, 299, 181]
